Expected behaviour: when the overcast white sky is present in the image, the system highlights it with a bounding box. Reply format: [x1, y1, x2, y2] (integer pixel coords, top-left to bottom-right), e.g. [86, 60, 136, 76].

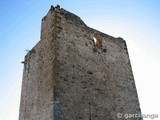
[0, 0, 160, 120]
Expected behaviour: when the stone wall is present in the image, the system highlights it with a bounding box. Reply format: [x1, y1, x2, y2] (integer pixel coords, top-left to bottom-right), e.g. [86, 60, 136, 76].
[19, 5, 142, 120]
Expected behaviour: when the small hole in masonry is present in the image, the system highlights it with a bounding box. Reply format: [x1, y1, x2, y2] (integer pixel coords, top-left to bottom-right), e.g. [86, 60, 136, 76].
[87, 71, 93, 74]
[103, 49, 107, 52]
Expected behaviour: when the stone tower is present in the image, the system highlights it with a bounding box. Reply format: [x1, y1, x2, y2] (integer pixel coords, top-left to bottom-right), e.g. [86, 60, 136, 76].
[19, 5, 142, 120]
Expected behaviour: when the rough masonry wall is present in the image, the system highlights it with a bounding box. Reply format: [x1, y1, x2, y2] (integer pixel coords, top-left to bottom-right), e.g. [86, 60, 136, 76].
[19, 5, 142, 120]
[52, 8, 142, 120]
[19, 6, 61, 120]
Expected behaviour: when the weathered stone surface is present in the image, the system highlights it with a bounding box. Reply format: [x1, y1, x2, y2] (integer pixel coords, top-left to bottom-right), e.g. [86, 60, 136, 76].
[19, 5, 142, 120]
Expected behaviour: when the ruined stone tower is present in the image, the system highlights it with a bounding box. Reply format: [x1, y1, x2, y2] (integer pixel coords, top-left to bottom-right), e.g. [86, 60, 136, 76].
[19, 5, 142, 120]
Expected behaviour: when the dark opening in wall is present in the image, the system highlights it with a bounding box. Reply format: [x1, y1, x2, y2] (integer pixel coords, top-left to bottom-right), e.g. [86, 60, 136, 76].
[103, 49, 107, 52]
[87, 71, 93, 74]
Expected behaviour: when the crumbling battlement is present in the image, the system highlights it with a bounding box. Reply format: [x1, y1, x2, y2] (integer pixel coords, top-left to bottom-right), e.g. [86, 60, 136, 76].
[19, 5, 142, 120]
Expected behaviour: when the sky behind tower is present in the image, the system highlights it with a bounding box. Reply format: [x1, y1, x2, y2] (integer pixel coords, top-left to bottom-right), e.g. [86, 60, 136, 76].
[0, 0, 160, 120]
